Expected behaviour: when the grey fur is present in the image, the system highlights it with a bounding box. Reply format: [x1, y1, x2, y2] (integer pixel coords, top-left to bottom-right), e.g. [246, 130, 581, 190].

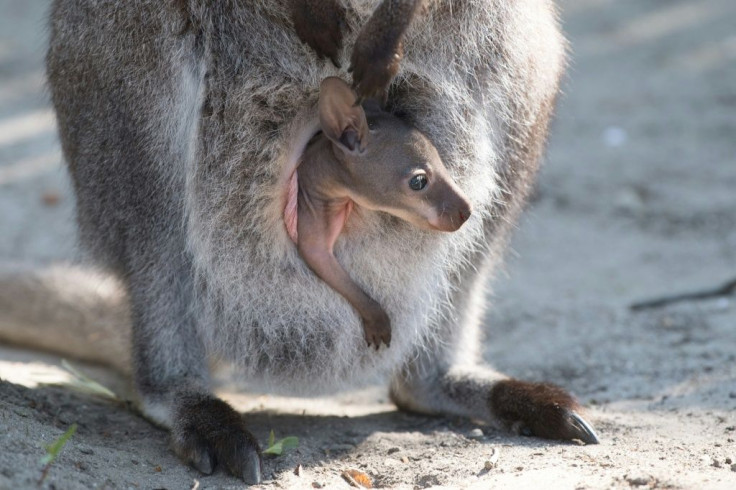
[1, 0, 591, 479]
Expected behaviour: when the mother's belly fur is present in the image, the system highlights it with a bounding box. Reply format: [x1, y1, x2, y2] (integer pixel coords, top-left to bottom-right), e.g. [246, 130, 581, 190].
[184, 0, 543, 393]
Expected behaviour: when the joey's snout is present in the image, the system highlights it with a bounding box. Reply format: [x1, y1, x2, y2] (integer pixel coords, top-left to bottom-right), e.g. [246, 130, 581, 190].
[427, 187, 473, 232]
[431, 201, 472, 232]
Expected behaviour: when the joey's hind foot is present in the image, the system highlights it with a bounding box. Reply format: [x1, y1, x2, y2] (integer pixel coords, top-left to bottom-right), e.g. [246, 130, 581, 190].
[349, 0, 424, 101]
[489, 379, 599, 445]
[349, 39, 402, 102]
[172, 392, 262, 484]
[290, 0, 346, 67]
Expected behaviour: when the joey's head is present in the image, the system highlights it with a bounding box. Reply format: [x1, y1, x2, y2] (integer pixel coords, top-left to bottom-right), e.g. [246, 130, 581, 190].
[318, 77, 472, 232]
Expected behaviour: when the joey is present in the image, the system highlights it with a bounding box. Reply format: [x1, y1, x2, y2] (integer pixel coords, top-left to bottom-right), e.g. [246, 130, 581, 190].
[287, 77, 471, 348]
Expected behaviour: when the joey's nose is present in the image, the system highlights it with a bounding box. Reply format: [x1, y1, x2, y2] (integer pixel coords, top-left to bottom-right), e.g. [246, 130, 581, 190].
[458, 206, 471, 225]
[436, 203, 472, 232]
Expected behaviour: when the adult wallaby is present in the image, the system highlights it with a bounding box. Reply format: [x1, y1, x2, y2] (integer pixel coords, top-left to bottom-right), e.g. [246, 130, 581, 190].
[290, 77, 472, 349]
[3, 0, 598, 484]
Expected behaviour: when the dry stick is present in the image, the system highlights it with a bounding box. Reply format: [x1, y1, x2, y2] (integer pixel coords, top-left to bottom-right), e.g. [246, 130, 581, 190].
[630, 277, 736, 311]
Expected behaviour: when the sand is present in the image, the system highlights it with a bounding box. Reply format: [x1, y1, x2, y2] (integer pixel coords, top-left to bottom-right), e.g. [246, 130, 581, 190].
[1, 0, 735, 488]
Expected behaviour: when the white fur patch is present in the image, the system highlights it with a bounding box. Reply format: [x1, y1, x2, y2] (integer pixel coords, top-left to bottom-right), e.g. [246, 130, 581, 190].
[140, 400, 173, 429]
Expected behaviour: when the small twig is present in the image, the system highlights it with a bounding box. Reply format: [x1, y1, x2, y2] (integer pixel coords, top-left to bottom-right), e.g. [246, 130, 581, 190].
[630, 277, 736, 311]
[38, 464, 52, 486]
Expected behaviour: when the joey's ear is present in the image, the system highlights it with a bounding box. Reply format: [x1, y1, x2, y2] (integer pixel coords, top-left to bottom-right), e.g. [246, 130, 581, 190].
[318, 77, 368, 154]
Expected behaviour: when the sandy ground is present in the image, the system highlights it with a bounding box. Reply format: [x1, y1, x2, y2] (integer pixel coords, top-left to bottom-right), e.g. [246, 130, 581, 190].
[1, 0, 736, 488]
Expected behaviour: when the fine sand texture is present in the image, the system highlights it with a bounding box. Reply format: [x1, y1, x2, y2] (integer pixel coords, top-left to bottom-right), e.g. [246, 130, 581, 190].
[1, 0, 735, 488]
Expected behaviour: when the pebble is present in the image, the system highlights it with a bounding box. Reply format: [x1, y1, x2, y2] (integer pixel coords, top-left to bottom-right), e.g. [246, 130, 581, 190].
[468, 428, 484, 439]
[387, 447, 401, 455]
[484, 447, 500, 470]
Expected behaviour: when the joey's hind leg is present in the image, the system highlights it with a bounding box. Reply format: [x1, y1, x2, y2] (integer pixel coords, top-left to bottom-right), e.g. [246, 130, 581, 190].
[128, 252, 262, 483]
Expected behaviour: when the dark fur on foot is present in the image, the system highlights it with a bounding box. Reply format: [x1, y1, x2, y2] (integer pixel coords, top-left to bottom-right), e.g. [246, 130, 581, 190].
[489, 379, 599, 444]
[290, 0, 346, 67]
[349, 0, 425, 100]
[171, 392, 262, 484]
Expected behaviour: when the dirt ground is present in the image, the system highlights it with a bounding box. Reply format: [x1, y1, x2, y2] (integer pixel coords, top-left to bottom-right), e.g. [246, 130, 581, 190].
[1, 0, 736, 488]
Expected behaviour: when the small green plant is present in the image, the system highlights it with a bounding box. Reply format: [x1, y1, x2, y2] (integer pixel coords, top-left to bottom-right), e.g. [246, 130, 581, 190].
[38, 423, 77, 484]
[263, 430, 299, 456]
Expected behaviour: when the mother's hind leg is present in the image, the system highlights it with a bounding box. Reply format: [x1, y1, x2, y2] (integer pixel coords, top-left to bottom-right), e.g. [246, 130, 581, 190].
[390, 362, 599, 443]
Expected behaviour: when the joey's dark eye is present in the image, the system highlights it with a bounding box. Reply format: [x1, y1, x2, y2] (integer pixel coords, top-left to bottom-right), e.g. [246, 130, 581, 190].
[409, 173, 428, 191]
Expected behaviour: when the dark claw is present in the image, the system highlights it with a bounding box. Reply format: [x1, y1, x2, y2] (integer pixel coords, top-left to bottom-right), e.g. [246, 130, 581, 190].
[172, 392, 263, 483]
[489, 379, 601, 444]
[241, 449, 263, 485]
[190, 446, 215, 475]
[566, 410, 600, 445]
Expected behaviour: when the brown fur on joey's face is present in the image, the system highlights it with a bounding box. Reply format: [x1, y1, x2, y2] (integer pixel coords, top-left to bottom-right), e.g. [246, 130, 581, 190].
[318, 81, 472, 233]
[341, 114, 471, 232]
[344, 113, 471, 231]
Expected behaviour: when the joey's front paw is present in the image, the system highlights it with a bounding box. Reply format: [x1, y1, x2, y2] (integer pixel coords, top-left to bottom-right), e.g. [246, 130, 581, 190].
[172, 392, 262, 484]
[489, 379, 599, 445]
[290, 0, 346, 67]
[362, 309, 392, 350]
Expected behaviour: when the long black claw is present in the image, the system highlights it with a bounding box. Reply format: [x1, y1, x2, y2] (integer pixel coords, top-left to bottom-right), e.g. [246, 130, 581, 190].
[242, 450, 263, 485]
[190, 447, 215, 475]
[489, 379, 600, 444]
[567, 411, 600, 444]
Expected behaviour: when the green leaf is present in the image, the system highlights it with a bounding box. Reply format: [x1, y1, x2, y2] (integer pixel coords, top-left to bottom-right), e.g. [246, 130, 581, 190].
[279, 436, 299, 451]
[263, 441, 283, 456]
[40, 424, 77, 465]
[263, 433, 299, 456]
